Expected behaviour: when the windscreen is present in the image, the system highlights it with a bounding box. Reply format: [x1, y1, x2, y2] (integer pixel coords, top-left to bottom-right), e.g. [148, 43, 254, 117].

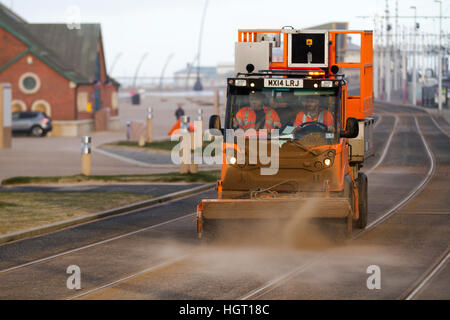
[227, 86, 340, 146]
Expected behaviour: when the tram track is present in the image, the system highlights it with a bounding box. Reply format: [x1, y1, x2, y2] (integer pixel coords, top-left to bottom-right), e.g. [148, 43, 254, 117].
[240, 114, 438, 300]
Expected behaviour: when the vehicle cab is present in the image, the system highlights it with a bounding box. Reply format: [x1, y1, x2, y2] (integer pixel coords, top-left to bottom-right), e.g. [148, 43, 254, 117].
[209, 28, 374, 197]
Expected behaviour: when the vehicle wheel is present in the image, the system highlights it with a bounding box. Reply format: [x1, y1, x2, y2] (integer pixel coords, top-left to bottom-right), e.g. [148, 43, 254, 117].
[355, 173, 368, 228]
[30, 126, 44, 137]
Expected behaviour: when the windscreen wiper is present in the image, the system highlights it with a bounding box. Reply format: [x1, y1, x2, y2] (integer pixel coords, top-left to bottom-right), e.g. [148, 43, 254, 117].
[287, 139, 320, 156]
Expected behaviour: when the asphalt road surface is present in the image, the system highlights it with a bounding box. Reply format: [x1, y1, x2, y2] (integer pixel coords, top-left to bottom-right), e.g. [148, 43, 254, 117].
[0, 184, 199, 196]
[0, 102, 449, 300]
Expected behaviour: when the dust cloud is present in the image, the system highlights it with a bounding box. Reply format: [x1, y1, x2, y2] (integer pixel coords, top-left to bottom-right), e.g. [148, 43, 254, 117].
[206, 197, 348, 251]
[84, 201, 369, 300]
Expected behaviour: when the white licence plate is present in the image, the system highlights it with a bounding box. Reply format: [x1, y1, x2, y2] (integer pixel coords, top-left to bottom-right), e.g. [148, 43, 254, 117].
[264, 79, 303, 88]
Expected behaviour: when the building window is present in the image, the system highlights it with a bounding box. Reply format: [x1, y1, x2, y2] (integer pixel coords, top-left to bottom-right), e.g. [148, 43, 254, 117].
[11, 100, 27, 112]
[18, 72, 41, 94]
[77, 92, 88, 112]
[31, 100, 51, 116]
[23, 77, 36, 90]
[111, 91, 118, 110]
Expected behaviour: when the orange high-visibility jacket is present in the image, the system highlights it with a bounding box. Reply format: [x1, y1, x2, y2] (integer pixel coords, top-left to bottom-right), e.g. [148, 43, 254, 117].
[234, 106, 281, 130]
[168, 118, 195, 136]
[294, 110, 334, 128]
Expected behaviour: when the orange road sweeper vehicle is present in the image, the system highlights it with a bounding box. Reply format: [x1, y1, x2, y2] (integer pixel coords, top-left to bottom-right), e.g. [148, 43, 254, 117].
[197, 27, 374, 239]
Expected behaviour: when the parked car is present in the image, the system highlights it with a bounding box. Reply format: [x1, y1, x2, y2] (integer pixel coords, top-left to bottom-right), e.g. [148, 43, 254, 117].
[12, 111, 52, 137]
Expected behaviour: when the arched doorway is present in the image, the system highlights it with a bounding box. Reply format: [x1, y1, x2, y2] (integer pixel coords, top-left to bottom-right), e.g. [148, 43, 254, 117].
[11, 100, 26, 113]
[31, 100, 51, 116]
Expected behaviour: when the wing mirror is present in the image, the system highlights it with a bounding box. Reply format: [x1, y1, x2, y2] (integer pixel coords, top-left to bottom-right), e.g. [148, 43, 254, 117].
[209, 115, 223, 136]
[340, 117, 359, 138]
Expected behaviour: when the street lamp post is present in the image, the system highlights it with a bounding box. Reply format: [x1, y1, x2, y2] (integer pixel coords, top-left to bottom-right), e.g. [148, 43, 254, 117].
[385, 0, 392, 102]
[402, 26, 407, 104]
[410, 6, 417, 105]
[380, 17, 385, 100]
[132, 52, 149, 89]
[435, 0, 443, 111]
[373, 15, 379, 99]
[193, 0, 209, 91]
[159, 53, 174, 90]
[394, 0, 399, 91]
[109, 52, 122, 76]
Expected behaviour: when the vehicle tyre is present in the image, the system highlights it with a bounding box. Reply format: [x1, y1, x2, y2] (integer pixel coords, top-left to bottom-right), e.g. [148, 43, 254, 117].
[30, 126, 44, 137]
[355, 172, 368, 228]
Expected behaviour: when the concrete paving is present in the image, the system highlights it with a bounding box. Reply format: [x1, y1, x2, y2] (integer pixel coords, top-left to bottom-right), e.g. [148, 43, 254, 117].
[117, 92, 226, 140]
[0, 94, 226, 183]
[0, 132, 174, 183]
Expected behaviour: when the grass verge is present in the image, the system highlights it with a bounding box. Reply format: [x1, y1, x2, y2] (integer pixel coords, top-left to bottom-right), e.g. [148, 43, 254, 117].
[105, 140, 177, 151]
[2, 170, 221, 186]
[0, 192, 154, 235]
[101, 139, 215, 154]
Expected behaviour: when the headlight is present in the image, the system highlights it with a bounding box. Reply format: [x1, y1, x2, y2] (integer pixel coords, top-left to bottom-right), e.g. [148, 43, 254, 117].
[324, 158, 332, 166]
[229, 156, 237, 165]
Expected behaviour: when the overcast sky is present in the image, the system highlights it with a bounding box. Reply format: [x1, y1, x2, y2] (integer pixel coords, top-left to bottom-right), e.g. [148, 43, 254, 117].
[2, 0, 448, 78]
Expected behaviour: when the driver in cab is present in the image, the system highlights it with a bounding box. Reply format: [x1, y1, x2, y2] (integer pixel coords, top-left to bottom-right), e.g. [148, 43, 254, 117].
[234, 92, 281, 131]
[294, 96, 334, 132]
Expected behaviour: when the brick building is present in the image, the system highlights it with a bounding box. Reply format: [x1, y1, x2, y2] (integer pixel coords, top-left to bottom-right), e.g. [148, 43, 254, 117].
[0, 4, 120, 136]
